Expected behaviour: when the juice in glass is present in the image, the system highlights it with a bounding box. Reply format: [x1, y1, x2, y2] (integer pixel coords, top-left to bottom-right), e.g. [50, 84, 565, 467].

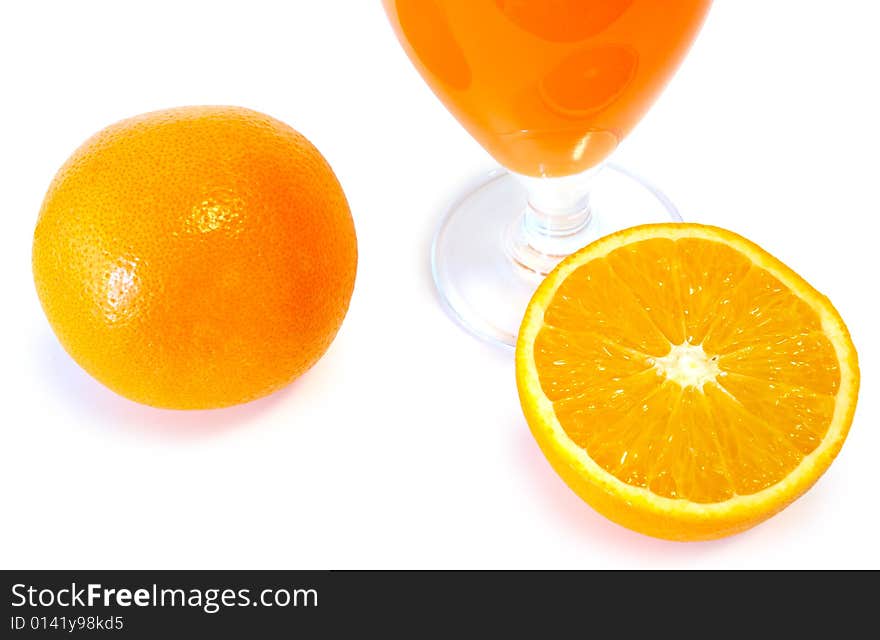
[384, 0, 712, 177]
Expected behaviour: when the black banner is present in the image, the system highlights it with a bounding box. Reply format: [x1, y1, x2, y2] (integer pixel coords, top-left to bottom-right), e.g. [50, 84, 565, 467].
[1, 569, 865, 636]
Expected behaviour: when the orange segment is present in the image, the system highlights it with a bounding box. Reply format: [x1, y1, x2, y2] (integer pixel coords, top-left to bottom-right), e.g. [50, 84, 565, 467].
[516, 223, 859, 540]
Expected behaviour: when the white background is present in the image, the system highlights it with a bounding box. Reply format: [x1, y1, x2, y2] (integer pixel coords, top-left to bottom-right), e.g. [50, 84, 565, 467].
[1, 1, 878, 569]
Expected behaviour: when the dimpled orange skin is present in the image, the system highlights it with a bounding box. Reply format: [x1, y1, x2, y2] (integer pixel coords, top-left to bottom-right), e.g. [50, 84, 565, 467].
[32, 106, 357, 410]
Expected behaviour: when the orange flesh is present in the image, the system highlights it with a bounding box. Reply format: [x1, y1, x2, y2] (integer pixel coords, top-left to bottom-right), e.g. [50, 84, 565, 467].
[534, 238, 841, 503]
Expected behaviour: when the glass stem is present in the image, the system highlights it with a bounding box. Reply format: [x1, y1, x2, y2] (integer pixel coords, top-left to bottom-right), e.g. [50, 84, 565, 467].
[507, 165, 602, 276]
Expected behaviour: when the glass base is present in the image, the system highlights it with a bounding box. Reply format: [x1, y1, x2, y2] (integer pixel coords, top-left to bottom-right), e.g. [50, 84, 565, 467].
[431, 164, 681, 347]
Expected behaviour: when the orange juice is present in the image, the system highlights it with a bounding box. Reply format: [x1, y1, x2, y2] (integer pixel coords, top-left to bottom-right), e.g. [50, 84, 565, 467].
[384, 0, 711, 177]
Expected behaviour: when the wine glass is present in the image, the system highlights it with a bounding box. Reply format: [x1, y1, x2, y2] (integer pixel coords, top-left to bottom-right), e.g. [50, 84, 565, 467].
[383, 0, 712, 346]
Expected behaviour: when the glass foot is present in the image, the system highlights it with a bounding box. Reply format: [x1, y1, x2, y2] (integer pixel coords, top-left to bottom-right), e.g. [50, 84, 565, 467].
[431, 164, 681, 347]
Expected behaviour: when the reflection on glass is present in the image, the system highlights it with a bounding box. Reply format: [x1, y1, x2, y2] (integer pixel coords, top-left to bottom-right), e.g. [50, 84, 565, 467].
[494, 0, 634, 42]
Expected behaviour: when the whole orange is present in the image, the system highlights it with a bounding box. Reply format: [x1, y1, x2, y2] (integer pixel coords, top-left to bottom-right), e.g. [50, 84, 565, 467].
[32, 106, 357, 409]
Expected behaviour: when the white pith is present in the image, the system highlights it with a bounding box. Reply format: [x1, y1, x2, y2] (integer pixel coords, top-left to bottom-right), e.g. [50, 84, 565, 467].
[651, 342, 721, 389]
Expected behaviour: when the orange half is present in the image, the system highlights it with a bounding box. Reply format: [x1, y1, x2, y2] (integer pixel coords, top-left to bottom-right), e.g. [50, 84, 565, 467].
[516, 223, 859, 540]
